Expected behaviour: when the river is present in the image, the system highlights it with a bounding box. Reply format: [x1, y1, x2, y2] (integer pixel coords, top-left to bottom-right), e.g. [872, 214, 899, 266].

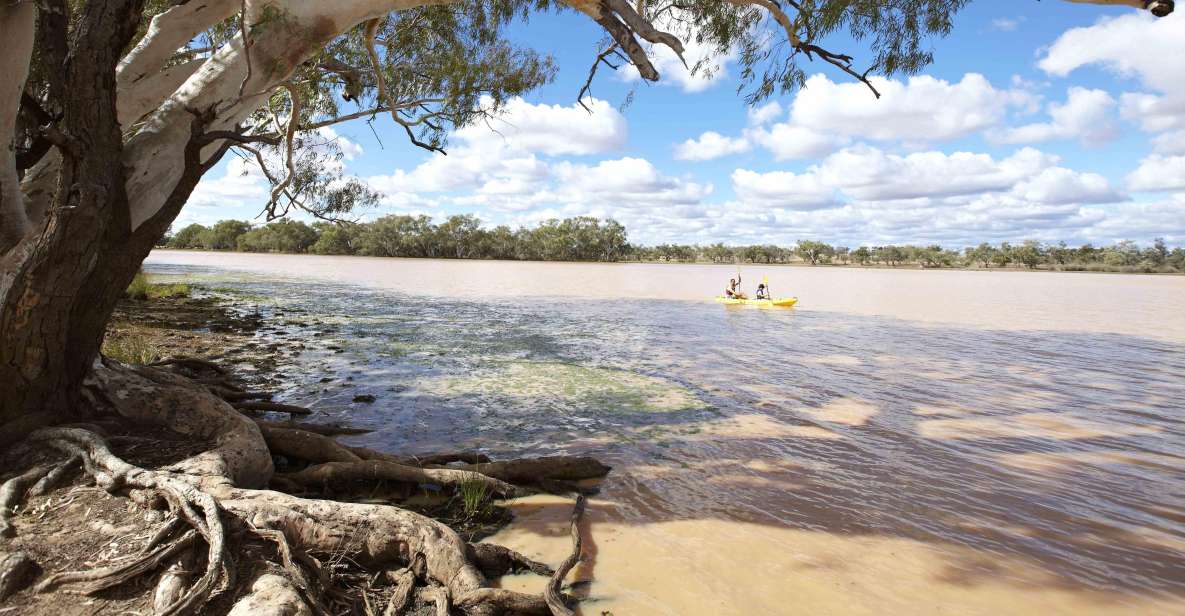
[144, 250, 1185, 615]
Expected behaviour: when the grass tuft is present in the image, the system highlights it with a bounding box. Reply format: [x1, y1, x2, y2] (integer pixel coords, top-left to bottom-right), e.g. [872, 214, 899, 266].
[457, 474, 491, 519]
[125, 270, 190, 300]
[102, 331, 160, 364]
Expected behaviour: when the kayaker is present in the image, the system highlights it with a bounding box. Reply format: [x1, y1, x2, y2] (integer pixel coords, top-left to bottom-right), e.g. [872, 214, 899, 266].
[725, 275, 747, 299]
[755, 283, 769, 300]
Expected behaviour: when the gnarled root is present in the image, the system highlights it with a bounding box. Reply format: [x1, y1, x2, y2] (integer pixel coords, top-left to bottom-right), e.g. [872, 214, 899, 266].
[28, 428, 226, 616]
[15, 359, 610, 615]
[0, 464, 53, 537]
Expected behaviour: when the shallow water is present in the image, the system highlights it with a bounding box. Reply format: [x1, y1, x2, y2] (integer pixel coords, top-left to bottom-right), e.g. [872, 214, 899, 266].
[145, 251, 1185, 615]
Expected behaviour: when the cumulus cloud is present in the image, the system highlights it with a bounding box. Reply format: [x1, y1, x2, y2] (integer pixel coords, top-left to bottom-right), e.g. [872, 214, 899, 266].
[707, 73, 1032, 160]
[550, 158, 713, 207]
[722, 145, 1129, 245]
[188, 157, 269, 210]
[1151, 129, 1185, 155]
[455, 96, 627, 156]
[744, 123, 847, 161]
[1039, 12, 1185, 133]
[731, 169, 839, 209]
[787, 73, 1023, 143]
[316, 127, 364, 160]
[747, 101, 783, 126]
[811, 146, 1060, 201]
[1127, 154, 1185, 192]
[673, 131, 751, 161]
[996, 87, 1118, 146]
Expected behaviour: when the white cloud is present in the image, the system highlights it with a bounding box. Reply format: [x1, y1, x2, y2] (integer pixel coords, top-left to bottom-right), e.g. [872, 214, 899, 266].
[729, 73, 1032, 160]
[1151, 129, 1185, 154]
[674, 131, 751, 161]
[1039, 12, 1185, 133]
[747, 101, 783, 126]
[991, 17, 1024, 31]
[996, 87, 1117, 146]
[187, 157, 268, 210]
[812, 146, 1060, 201]
[1127, 154, 1185, 192]
[787, 73, 1023, 143]
[1012, 168, 1124, 204]
[455, 96, 627, 156]
[744, 123, 847, 161]
[551, 157, 713, 207]
[731, 169, 838, 209]
[316, 127, 364, 160]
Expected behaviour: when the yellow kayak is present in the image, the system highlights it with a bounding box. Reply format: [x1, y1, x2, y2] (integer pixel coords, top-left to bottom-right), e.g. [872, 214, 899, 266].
[715, 296, 798, 307]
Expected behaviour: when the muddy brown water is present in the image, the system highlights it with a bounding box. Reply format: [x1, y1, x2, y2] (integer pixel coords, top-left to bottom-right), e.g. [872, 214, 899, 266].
[145, 251, 1185, 615]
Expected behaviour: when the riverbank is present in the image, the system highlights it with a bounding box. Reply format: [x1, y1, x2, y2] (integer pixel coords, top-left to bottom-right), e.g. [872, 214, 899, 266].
[1, 279, 604, 615]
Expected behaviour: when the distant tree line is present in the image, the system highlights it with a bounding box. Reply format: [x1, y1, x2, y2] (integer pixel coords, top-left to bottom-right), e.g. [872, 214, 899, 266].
[162, 215, 630, 262]
[161, 217, 1184, 273]
[637, 239, 1185, 273]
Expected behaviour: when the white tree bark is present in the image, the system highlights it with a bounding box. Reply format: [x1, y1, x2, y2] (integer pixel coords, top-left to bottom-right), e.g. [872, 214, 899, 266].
[0, 0, 36, 251]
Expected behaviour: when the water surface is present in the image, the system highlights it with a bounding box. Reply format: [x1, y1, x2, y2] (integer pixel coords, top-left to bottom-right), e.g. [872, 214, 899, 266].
[145, 251, 1185, 615]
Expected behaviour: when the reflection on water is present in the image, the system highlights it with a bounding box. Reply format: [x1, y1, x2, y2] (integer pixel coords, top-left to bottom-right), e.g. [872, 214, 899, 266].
[144, 253, 1185, 615]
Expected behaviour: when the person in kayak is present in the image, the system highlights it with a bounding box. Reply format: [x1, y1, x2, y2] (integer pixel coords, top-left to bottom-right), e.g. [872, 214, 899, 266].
[755, 283, 769, 300]
[725, 275, 747, 299]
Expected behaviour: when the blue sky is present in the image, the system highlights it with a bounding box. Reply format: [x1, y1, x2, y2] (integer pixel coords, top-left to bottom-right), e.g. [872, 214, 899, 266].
[182, 2, 1185, 248]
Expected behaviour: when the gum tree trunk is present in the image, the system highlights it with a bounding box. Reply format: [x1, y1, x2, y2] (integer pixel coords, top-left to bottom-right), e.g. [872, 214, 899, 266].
[0, 0, 218, 429]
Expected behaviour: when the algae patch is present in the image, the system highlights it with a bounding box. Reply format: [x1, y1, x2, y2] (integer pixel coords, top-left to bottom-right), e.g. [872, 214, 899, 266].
[418, 361, 706, 414]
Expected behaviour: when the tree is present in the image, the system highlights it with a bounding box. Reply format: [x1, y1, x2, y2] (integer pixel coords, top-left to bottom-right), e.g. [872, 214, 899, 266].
[966, 243, 996, 268]
[2, 1, 1165, 613]
[852, 246, 872, 265]
[168, 223, 210, 249]
[795, 240, 833, 265]
[1013, 240, 1045, 269]
[310, 222, 362, 255]
[203, 219, 252, 250]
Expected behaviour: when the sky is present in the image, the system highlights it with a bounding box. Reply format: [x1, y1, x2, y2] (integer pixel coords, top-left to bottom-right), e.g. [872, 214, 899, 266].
[181, 2, 1185, 248]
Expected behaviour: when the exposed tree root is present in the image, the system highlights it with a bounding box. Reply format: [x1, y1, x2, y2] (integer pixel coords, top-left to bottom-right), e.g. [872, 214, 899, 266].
[35, 529, 197, 595]
[233, 401, 314, 416]
[150, 356, 230, 375]
[280, 459, 526, 499]
[253, 418, 372, 437]
[259, 423, 362, 464]
[545, 496, 587, 616]
[0, 551, 36, 601]
[0, 464, 53, 537]
[6, 360, 611, 615]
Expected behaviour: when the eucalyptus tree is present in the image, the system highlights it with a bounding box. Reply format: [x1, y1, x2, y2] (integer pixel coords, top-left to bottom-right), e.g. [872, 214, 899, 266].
[0, 0, 1172, 614]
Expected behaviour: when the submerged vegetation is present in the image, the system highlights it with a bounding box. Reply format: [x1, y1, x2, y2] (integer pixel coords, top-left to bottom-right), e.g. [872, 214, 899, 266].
[165, 217, 1185, 273]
